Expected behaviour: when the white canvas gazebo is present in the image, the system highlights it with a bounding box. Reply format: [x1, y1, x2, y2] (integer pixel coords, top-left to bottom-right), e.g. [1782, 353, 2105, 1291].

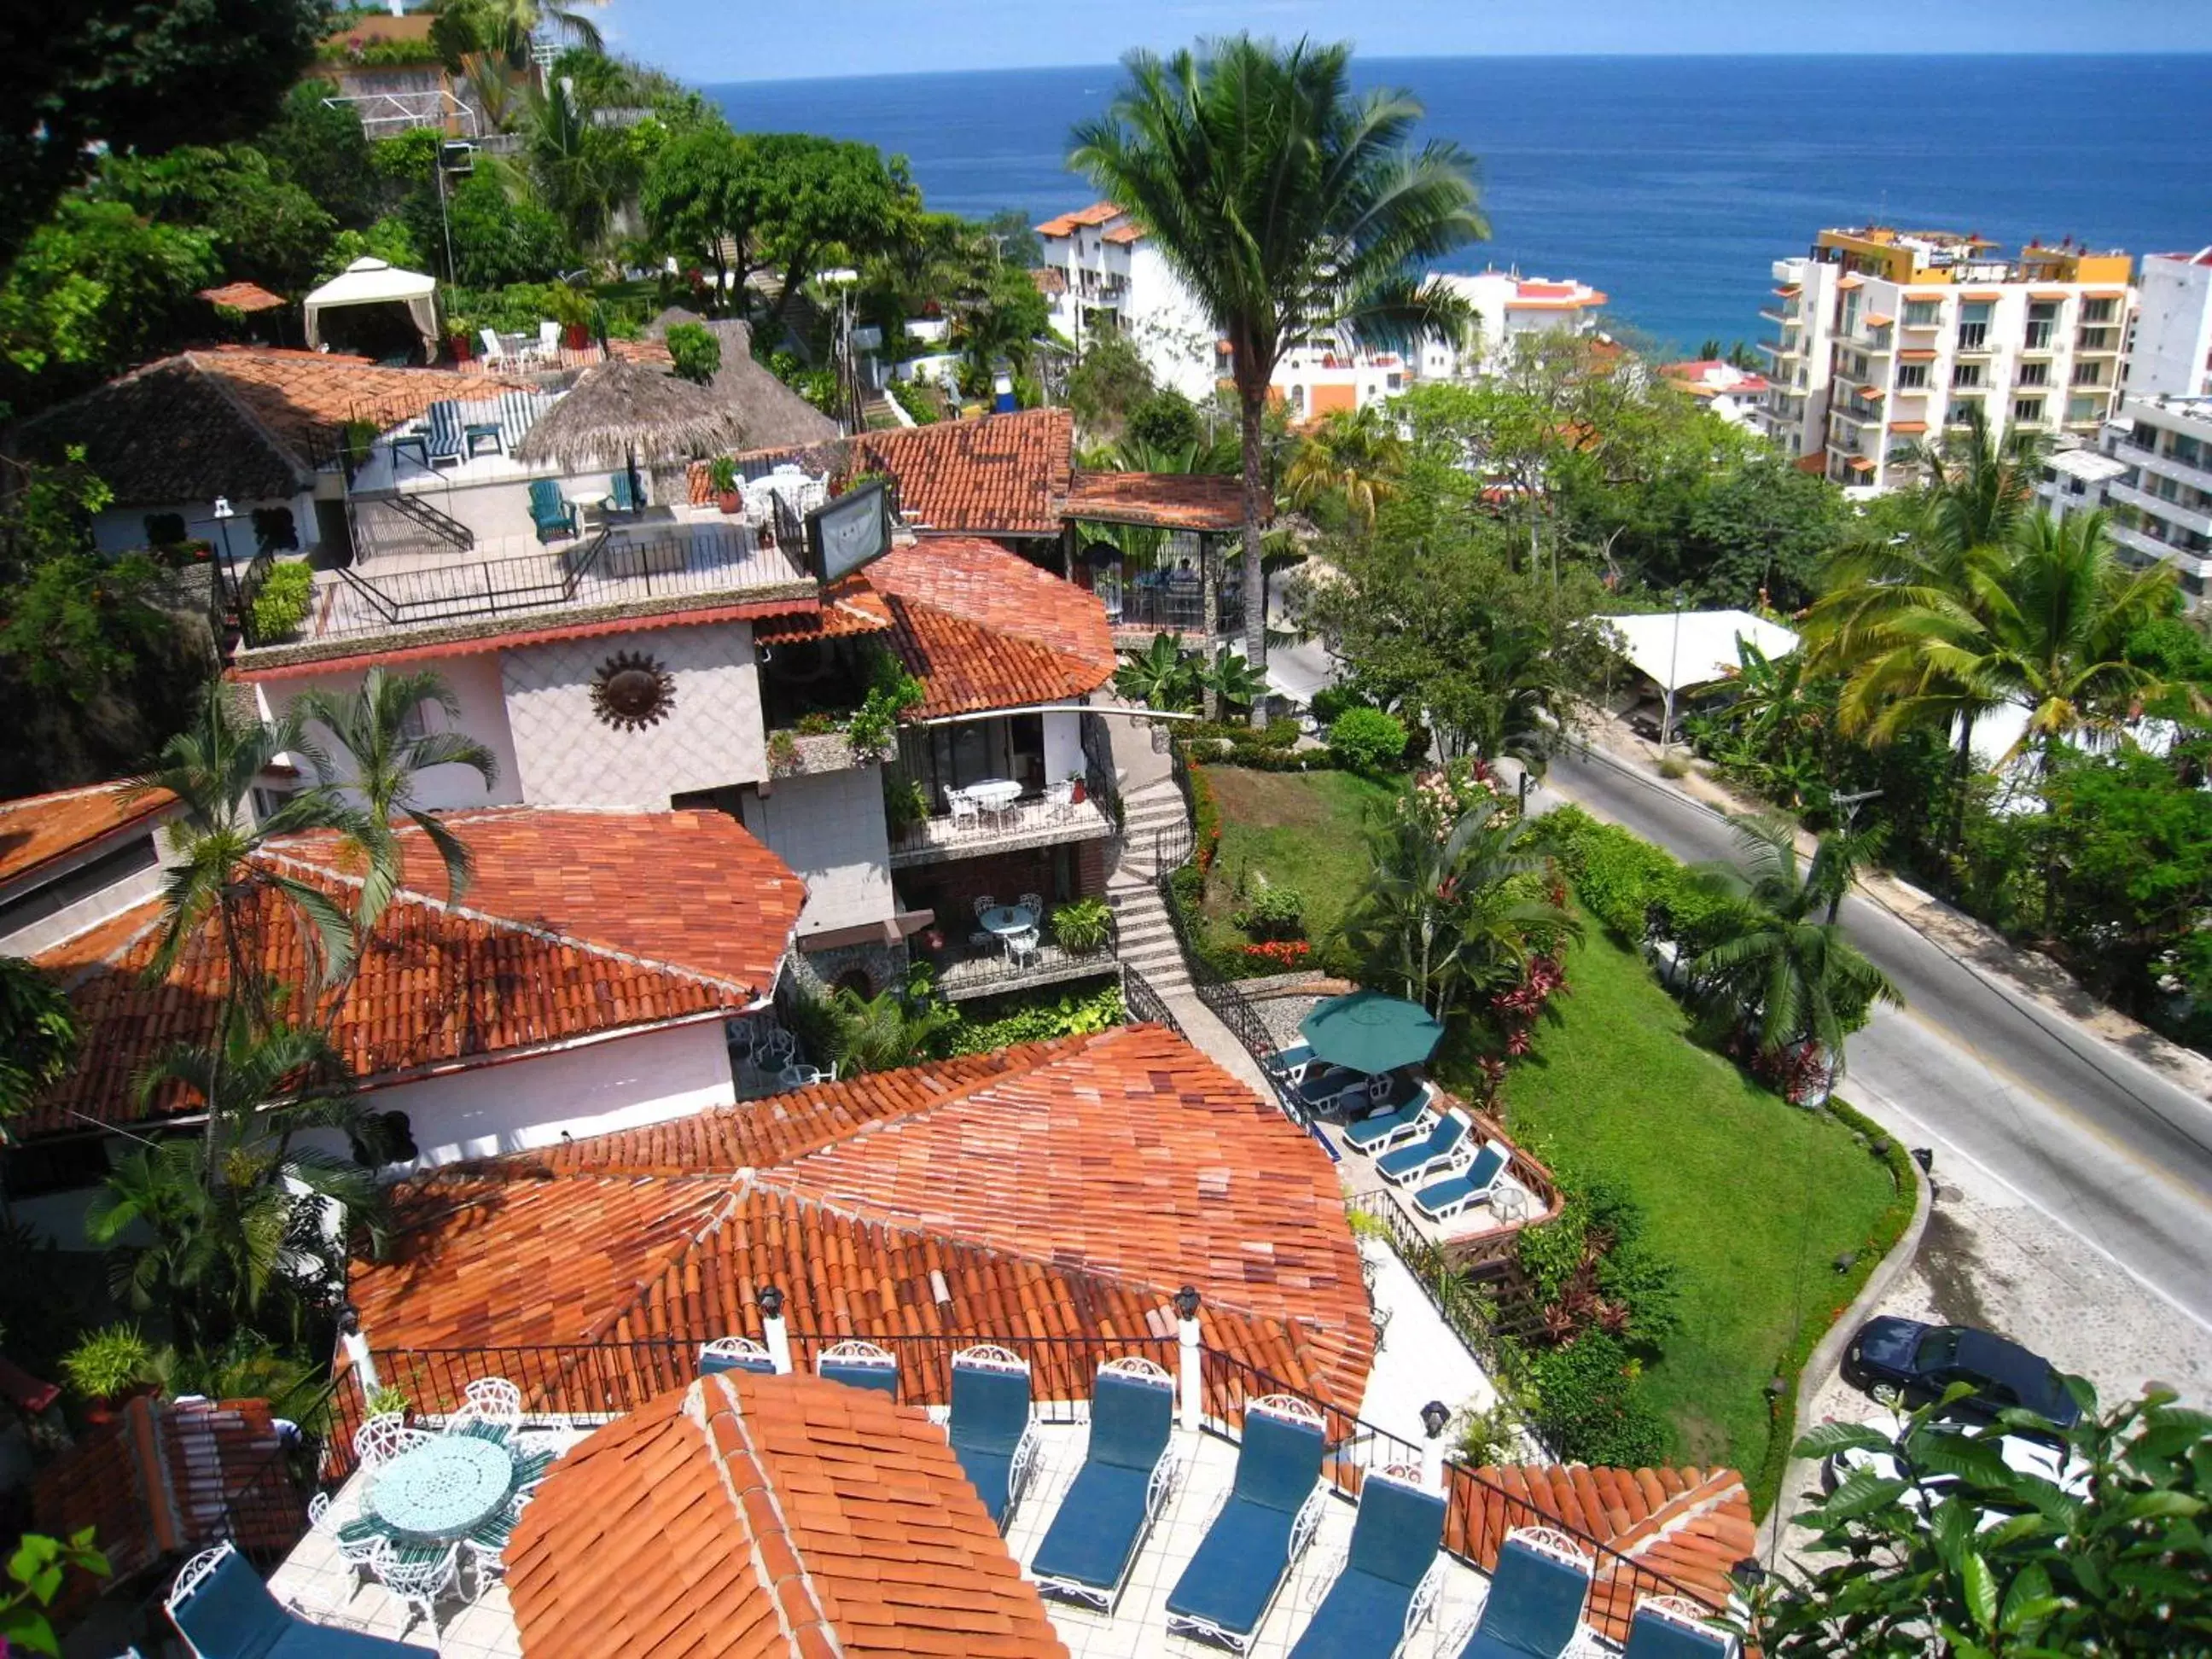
[302, 258, 439, 361]
[1597, 608, 1800, 740]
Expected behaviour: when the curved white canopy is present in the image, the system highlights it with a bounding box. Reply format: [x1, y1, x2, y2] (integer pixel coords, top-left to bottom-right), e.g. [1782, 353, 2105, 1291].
[1597, 609, 1799, 694]
[303, 258, 439, 358]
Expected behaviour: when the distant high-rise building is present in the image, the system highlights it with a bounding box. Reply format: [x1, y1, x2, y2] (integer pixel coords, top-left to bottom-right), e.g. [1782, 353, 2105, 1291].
[2125, 247, 2212, 399]
[1755, 227, 2135, 491]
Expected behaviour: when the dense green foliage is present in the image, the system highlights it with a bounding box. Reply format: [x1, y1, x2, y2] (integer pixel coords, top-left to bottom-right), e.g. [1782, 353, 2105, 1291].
[940, 983, 1126, 1056]
[0, 958, 79, 1121]
[1755, 1382, 2212, 1656]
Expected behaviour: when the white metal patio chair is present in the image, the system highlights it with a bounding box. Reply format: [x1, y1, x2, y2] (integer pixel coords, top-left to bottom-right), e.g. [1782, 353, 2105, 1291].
[952, 795, 981, 835]
[1005, 928, 1041, 969]
[370, 1539, 463, 1644]
[306, 1490, 381, 1601]
[353, 1413, 428, 1472]
[972, 894, 997, 917]
[1018, 892, 1045, 917]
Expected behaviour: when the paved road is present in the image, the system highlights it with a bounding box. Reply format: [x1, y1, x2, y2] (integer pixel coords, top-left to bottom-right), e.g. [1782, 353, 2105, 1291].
[1540, 743, 2212, 1335]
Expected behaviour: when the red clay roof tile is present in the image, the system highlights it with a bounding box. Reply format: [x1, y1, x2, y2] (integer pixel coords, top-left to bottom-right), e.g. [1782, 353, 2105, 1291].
[506, 1371, 1067, 1659]
[23, 808, 802, 1137]
[0, 782, 175, 888]
[867, 539, 1114, 717]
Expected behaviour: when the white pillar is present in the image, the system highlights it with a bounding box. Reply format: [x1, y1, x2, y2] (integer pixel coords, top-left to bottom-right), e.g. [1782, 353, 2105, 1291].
[760, 1287, 794, 1375]
[339, 1307, 379, 1401]
[1421, 1400, 1451, 1493]
[1176, 1287, 1202, 1433]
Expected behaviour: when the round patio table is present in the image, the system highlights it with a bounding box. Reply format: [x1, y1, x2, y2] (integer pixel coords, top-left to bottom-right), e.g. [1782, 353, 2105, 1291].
[979, 904, 1037, 939]
[365, 1434, 516, 1544]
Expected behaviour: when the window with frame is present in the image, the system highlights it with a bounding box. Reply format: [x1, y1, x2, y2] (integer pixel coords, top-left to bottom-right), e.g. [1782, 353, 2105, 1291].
[1895, 361, 1930, 389]
[1903, 300, 1941, 327]
[2017, 360, 2050, 387]
[2012, 397, 2045, 425]
[1952, 361, 1984, 389]
[1949, 397, 1983, 427]
[2083, 297, 2118, 324]
[2072, 359, 2105, 386]
[2068, 396, 2101, 423]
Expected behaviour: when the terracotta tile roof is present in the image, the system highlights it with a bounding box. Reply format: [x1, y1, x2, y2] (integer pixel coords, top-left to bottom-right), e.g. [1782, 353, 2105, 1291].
[868, 538, 1114, 717]
[1030, 267, 1068, 297]
[23, 809, 803, 1138]
[1034, 202, 1123, 237]
[853, 410, 1074, 536]
[198, 282, 287, 313]
[0, 782, 174, 889]
[1101, 223, 1144, 246]
[506, 1371, 1067, 1659]
[751, 574, 894, 643]
[1447, 1462, 1752, 1642]
[15, 348, 522, 508]
[348, 1027, 1377, 1411]
[1066, 470, 1249, 532]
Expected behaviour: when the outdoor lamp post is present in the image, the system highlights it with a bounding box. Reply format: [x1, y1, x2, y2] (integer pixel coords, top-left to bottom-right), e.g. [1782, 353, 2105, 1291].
[1420, 1399, 1451, 1490]
[758, 1285, 793, 1375]
[337, 1302, 379, 1400]
[1174, 1285, 1202, 1432]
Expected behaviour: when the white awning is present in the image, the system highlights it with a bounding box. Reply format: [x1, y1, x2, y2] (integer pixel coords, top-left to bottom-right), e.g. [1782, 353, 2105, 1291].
[302, 258, 439, 359]
[1597, 609, 1799, 694]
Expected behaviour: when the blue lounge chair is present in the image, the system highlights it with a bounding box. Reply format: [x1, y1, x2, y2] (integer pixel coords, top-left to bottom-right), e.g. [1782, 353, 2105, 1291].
[1449, 1528, 1596, 1659]
[1412, 1139, 1515, 1223]
[698, 1335, 776, 1377]
[1286, 1468, 1448, 1659]
[1265, 1042, 1315, 1083]
[1295, 1065, 1371, 1118]
[949, 1344, 1039, 1530]
[1165, 1394, 1329, 1651]
[167, 1544, 428, 1658]
[1030, 1356, 1179, 1611]
[817, 1338, 898, 1396]
[1377, 1110, 1470, 1188]
[1344, 1085, 1440, 1156]
[609, 469, 645, 513]
[528, 478, 577, 543]
[424, 400, 463, 468]
[1622, 1596, 1738, 1659]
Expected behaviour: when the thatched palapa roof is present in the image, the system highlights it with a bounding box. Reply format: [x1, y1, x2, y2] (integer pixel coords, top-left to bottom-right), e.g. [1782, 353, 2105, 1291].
[513, 357, 748, 469]
[645, 309, 841, 451]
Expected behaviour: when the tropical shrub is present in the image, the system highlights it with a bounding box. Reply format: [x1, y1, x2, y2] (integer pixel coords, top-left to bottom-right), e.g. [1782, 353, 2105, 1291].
[247, 562, 314, 642]
[667, 322, 720, 385]
[58, 1323, 157, 1403]
[2, 1530, 109, 1657]
[1190, 761, 1221, 870]
[1050, 897, 1114, 955]
[1241, 940, 1313, 970]
[1231, 884, 1306, 940]
[942, 984, 1126, 1055]
[1519, 1330, 1672, 1468]
[1327, 706, 1408, 773]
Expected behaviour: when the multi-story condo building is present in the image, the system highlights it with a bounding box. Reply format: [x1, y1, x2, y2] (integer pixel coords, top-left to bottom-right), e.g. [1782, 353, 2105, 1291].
[1755, 227, 2136, 490]
[2124, 247, 2212, 399]
[1034, 202, 1604, 416]
[2095, 393, 2212, 603]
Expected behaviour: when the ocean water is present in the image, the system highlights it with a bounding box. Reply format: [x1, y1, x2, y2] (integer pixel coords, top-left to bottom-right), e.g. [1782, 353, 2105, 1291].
[707, 55, 2212, 356]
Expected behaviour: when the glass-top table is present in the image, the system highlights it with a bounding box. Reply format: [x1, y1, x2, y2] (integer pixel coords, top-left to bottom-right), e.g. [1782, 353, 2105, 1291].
[367, 1434, 515, 1543]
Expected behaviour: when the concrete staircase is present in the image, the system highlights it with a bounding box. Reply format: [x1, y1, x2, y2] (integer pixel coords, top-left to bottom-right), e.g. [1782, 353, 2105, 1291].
[1109, 779, 1192, 993]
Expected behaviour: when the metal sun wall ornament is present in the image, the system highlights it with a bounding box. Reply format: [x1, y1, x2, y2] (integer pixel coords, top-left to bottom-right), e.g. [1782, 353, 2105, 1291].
[591, 650, 677, 731]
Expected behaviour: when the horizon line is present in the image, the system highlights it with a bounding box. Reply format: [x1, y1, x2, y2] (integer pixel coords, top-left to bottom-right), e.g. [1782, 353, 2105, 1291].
[693, 48, 2212, 89]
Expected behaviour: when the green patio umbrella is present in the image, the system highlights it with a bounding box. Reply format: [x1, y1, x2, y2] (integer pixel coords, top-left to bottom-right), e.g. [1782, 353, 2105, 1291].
[1299, 990, 1445, 1075]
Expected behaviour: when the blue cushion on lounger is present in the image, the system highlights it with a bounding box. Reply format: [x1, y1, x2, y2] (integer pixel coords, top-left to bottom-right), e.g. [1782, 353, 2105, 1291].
[1288, 1473, 1447, 1659]
[950, 1359, 1033, 1525]
[1344, 1098, 1430, 1153]
[1166, 1406, 1326, 1639]
[1454, 1537, 1594, 1659]
[1622, 1604, 1733, 1659]
[1377, 1115, 1468, 1184]
[1029, 1368, 1173, 1601]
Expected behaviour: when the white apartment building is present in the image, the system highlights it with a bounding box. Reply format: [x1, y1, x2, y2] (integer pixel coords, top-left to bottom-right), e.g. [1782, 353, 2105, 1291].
[1755, 228, 2135, 491]
[2093, 394, 2212, 603]
[2125, 247, 2212, 399]
[1034, 201, 1605, 418]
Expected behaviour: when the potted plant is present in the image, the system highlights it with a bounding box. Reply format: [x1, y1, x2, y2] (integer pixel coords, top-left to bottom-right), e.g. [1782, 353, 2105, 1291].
[445, 315, 474, 362]
[1066, 770, 1087, 805]
[709, 457, 742, 515]
[1051, 896, 1114, 957]
[59, 1324, 158, 1423]
[549, 283, 594, 351]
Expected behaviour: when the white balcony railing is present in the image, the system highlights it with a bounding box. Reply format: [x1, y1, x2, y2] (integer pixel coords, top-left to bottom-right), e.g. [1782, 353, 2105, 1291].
[888, 794, 1114, 869]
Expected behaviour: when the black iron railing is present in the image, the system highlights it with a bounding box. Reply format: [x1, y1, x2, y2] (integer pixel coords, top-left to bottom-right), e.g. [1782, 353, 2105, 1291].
[1121, 963, 1188, 1039]
[324, 1330, 1725, 1637]
[925, 915, 1120, 998]
[1115, 582, 1245, 638]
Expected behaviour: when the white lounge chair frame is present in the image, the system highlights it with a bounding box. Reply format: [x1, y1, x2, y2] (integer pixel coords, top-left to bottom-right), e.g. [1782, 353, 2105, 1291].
[1298, 1464, 1447, 1655]
[1636, 1593, 1741, 1655]
[1378, 1109, 1474, 1188]
[818, 1338, 897, 1377]
[1412, 1138, 1516, 1223]
[699, 1335, 776, 1372]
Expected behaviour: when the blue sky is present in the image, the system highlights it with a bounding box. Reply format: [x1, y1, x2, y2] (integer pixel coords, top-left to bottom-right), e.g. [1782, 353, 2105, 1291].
[600, 0, 2212, 83]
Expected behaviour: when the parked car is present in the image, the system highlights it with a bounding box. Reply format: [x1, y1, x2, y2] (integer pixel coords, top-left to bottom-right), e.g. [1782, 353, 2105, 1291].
[1842, 1316, 2081, 1427]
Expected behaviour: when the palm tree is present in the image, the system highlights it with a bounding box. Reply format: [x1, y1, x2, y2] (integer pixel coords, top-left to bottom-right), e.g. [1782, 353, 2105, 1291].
[1196, 647, 1271, 717]
[1802, 406, 2042, 846]
[830, 984, 959, 1075]
[1072, 36, 1486, 717]
[294, 667, 499, 937]
[434, 0, 606, 70]
[1337, 803, 1577, 1015]
[1114, 632, 1202, 712]
[89, 1010, 381, 1348]
[1686, 815, 1901, 1078]
[1283, 404, 1406, 533]
[1, 956, 77, 1124]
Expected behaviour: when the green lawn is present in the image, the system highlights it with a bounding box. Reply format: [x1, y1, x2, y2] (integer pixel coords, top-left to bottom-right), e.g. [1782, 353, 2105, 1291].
[1198, 767, 1398, 960]
[1495, 916, 1899, 1481]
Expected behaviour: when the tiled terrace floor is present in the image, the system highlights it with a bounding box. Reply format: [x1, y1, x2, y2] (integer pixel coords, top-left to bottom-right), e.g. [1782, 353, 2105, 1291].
[261, 1420, 1516, 1659]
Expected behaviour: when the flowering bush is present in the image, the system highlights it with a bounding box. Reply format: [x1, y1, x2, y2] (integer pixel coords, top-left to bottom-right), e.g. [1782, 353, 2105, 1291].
[1405, 757, 1504, 841]
[1241, 940, 1313, 969]
[1190, 761, 1222, 870]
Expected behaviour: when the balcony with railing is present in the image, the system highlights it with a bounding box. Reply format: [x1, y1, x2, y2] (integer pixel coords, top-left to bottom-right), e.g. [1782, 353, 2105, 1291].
[917, 906, 1121, 1001]
[236, 517, 815, 662]
[888, 785, 1115, 869]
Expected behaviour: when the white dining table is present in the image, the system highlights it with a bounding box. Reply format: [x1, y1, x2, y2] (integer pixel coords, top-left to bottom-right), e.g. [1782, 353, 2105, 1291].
[962, 779, 1022, 813]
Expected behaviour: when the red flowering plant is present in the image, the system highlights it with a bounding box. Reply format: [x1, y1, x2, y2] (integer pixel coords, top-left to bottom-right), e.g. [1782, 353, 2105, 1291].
[1489, 954, 1567, 1058]
[1241, 940, 1313, 969]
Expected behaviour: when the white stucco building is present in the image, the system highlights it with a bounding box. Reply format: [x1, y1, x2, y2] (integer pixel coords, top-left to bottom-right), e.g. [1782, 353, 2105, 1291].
[1755, 227, 2137, 490]
[1033, 202, 1222, 402]
[2125, 247, 2212, 400]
